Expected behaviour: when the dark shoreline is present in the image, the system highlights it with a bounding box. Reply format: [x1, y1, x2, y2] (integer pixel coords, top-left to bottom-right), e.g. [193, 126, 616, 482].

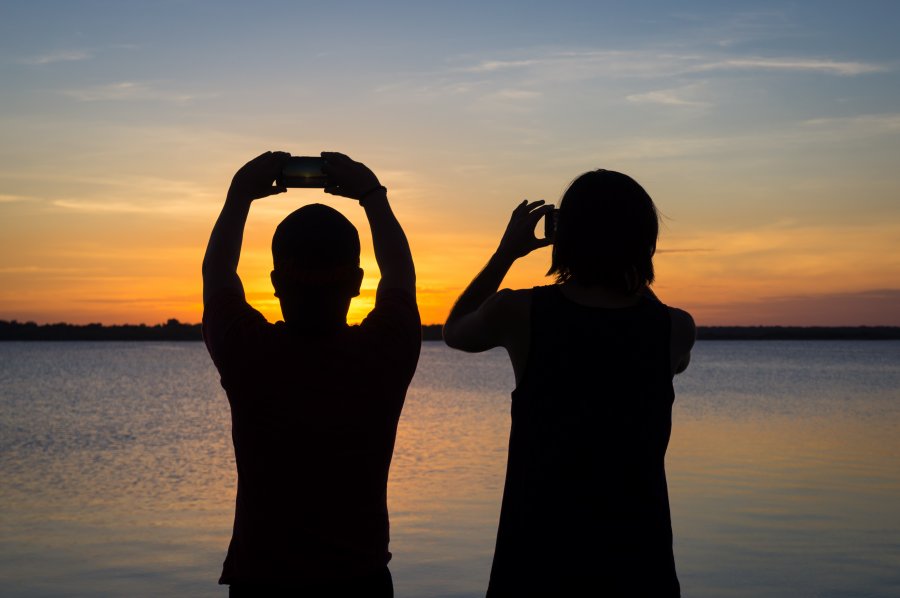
[2, 320, 900, 341]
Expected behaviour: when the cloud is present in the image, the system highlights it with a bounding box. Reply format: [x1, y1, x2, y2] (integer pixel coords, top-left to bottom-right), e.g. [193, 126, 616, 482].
[693, 288, 900, 326]
[373, 47, 887, 115]
[627, 84, 711, 108]
[374, 45, 886, 124]
[489, 89, 542, 101]
[657, 248, 712, 254]
[50, 196, 212, 216]
[457, 50, 690, 79]
[61, 81, 207, 103]
[0, 266, 97, 274]
[658, 222, 900, 321]
[21, 50, 91, 65]
[0, 194, 33, 203]
[51, 199, 150, 214]
[471, 88, 544, 113]
[37, 172, 218, 216]
[579, 110, 900, 162]
[692, 57, 887, 76]
[70, 294, 199, 306]
[801, 113, 900, 133]
[455, 50, 886, 81]
[461, 58, 545, 73]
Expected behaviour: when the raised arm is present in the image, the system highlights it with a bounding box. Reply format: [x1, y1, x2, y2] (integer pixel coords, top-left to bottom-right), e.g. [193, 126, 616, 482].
[443, 200, 553, 352]
[202, 151, 290, 305]
[321, 152, 415, 296]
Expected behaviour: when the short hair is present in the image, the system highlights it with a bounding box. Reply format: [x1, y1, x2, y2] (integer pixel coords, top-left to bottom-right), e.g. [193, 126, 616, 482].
[272, 204, 360, 288]
[547, 169, 658, 294]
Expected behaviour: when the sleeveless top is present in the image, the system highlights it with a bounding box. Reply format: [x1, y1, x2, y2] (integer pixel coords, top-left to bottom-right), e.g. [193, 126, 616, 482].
[486, 285, 681, 597]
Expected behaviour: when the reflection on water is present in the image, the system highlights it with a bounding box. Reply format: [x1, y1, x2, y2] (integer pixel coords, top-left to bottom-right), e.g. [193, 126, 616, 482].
[1, 341, 899, 597]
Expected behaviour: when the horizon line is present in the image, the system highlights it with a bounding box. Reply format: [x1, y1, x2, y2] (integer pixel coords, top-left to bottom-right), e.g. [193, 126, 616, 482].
[3, 319, 900, 330]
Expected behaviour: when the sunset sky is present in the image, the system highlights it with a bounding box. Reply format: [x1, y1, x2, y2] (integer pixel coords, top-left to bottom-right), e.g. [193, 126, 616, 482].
[1, 1, 899, 326]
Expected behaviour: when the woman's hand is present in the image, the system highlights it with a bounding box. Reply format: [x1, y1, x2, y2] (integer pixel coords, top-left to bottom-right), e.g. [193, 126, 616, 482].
[227, 151, 291, 203]
[496, 200, 555, 261]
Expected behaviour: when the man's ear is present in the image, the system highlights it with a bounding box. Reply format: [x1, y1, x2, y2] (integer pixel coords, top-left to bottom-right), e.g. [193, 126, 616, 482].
[350, 267, 364, 298]
[270, 270, 281, 298]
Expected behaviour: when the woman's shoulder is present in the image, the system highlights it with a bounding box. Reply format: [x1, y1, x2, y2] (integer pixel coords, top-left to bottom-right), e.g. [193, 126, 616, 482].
[494, 284, 561, 313]
[666, 306, 695, 329]
[667, 306, 696, 353]
[490, 286, 536, 316]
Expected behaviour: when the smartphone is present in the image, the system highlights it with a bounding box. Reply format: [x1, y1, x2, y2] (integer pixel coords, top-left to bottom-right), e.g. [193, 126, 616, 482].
[279, 156, 329, 188]
[543, 208, 559, 242]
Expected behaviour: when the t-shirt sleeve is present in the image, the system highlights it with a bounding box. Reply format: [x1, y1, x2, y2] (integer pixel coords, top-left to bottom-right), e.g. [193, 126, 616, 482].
[202, 288, 269, 369]
[358, 286, 421, 368]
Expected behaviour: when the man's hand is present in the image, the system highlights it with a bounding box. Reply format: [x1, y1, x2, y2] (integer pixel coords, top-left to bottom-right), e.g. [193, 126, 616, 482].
[321, 152, 382, 201]
[227, 151, 291, 203]
[496, 200, 555, 261]
[204, 151, 289, 306]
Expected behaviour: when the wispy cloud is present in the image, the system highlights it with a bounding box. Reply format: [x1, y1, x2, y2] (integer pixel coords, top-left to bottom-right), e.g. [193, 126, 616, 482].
[579, 111, 900, 162]
[61, 81, 208, 103]
[665, 221, 900, 289]
[21, 50, 92, 65]
[462, 58, 544, 73]
[0, 194, 33, 203]
[70, 294, 199, 306]
[380, 48, 887, 112]
[50, 195, 216, 216]
[0, 266, 101, 274]
[801, 113, 900, 133]
[471, 88, 544, 113]
[627, 84, 711, 107]
[51, 199, 151, 214]
[489, 89, 542, 101]
[657, 247, 712, 254]
[45, 173, 219, 216]
[457, 50, 688, 78]
[456, 50, 887, 80]
[693, 57, 887, 76]
[691, 288, 900, 326]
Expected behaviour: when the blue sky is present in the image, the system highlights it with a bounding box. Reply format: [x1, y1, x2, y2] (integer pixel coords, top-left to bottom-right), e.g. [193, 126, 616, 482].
[1, 1, 899, 325]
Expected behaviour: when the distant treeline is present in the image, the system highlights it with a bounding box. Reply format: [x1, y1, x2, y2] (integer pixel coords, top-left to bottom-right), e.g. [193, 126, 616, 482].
[1, 320, 899, 341]
[696, 326, 900, 340]
[0, 319, 202, 341]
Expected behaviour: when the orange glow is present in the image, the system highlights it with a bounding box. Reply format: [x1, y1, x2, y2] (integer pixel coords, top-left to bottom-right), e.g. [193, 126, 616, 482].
[2, 161, 899, 327]
[2, 200, 900, 326]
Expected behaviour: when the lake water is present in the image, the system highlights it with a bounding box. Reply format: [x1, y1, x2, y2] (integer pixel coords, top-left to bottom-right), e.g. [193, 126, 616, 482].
[1, 341, 899, 597]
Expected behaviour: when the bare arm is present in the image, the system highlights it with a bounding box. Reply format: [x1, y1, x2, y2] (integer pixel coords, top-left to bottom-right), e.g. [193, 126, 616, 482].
[643, 288, 695, 376]
[322, 152, 415, 296]
[671, 307, 696, 376]
[202, 151, 290, 305]
[444, 200, 553, 352]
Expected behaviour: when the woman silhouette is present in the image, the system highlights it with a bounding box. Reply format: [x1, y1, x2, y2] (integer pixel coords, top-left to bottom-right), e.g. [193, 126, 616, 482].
[444, 170, 694, 597]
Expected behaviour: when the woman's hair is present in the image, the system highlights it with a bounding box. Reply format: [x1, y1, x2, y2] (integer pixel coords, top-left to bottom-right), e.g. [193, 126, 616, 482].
[547, 169, 659, 294]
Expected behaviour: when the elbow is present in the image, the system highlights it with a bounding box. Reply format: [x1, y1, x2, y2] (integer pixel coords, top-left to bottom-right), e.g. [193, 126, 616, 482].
[442, 320, 480, 352]
[442, 322, 458, 348]
[674, 352, 691, 375]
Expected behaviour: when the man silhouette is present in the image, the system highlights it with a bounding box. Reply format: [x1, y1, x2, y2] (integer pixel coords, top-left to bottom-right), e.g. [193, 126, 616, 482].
[202, 151, 420, 597]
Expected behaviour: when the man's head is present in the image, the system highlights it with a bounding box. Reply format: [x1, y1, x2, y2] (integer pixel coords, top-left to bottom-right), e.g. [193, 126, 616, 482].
[270, 204, 364, 328]
[548, 169, 659, 294]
